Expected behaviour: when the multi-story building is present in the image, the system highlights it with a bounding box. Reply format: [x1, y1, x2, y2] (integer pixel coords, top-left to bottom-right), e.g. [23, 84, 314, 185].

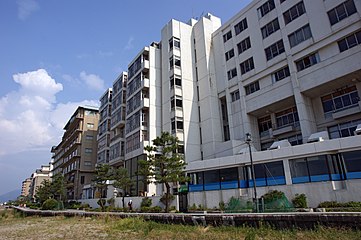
[186, 0, 361, 208]
[109, 72, 128, 167]
[51, 106, 99, 200]
[28, 165, 51, 201]
[21, 177, 32, 197]
[124, 42, 162, 196]
[97, 89, 112, 164]
[95, 0, 361, 209]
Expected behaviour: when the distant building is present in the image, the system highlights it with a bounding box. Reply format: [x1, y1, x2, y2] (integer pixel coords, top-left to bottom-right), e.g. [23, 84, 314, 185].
[21, 177, 32, 197]
[28, 165, 51, 201]
[51, 106, 99, 200]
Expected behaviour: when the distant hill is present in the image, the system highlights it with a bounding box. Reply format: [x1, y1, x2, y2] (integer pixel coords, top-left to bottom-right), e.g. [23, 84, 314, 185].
[0, 189, 21, 203]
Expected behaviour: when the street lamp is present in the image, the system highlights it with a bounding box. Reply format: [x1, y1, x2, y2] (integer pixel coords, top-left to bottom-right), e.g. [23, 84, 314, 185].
[245, 133, 259, 213]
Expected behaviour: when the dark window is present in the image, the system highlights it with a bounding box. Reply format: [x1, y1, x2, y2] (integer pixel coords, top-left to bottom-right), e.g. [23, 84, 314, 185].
[240, 57, 255, 74]
[245, 81, 260, 95]
[295, 52, 319, 71]
[338, 30, 361, 52]
[170, 75, 182, 88]
[171, 117, 184, 132]
[258, 0, 276, 17]
[261, 18, 280, 38]
[231, 90, 240, 102]
[288, 24, 312, 47]
[225, 49, 235, 61]
[234, 18, 248, 35]
[258, 115, 272, 135]
[327, 0, 357, 25]
[280, 0, 286, 3]
[321, 86, 360, 115]
[273, 66, 290, 82]
[227, 68, 237, 80]
[275, 106, 299, 128]
[265, 40, 285, 60]
[251, 161, 285, 186]
[204, 170, 220, 190]
[80, 176, 85, 184]
[220, 168, 239, 189]
[283, 1, 306, 25]
[328, 119, 361, 139]
[169, 37, 180, 50]
[223, 30, 232, 42]
[237, 37, 251, 54]
[343, 150, 361, 179]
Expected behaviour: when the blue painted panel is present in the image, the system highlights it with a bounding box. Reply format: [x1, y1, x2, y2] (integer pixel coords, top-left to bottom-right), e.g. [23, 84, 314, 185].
[221, 181, 238, 189]
[204, 182, 220, 191]
[249, 178, 266, 187]
[310, 174, 330, 182]
[346, 172, 361, 179]
[188, 184, 203, 192]
[330, 174, 342, 181]
[292, 176, 310, 184]
[239, 180, 248, 188]
[267, 176, 286, 186]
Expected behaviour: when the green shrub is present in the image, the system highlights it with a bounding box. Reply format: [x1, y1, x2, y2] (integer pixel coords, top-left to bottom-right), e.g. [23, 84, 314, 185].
[150, 206, 162, 213]
[262, 190, 292, 210]
[141, 197, 152, 208]
[292, 194, 307, 208]
[219, 201, 226, 211]
[188, 203, 197, 211]
[318, 201, 361, 209]
[97, 199, 106, 209]
[42, 198, 59, 210]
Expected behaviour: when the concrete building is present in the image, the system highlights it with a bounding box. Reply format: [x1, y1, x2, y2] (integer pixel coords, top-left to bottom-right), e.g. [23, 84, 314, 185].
[28, 165, 51, 201]
[93, 0, 361, 209]
[186, 0, 361, 208]
[109, 72, 128, 168]
[97, 88, 113, 164]
[51, 106, 99, 200]
[124, 42, 162, 196]
[21, 177, 32, 197]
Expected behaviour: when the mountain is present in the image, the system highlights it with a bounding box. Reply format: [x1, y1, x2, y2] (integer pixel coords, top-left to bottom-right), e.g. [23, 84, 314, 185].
[0, 189, 21, 203]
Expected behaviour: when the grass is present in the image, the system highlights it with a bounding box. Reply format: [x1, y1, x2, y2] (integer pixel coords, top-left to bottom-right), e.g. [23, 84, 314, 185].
[1, 209, 361, 239]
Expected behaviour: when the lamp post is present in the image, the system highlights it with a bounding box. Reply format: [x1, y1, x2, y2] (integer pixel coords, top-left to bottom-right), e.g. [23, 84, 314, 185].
[245, 133, 259, 213]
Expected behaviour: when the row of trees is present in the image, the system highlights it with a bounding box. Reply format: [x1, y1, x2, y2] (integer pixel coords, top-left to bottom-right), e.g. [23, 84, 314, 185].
[33, 131, 188, 212]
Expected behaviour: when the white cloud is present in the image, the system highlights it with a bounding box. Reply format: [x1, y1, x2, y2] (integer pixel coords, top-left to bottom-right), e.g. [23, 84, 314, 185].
[0, 69, 99, 157]
[80, 71, 105, 91]
[124, 36, 134, 50]
[16, 0, 39, 20]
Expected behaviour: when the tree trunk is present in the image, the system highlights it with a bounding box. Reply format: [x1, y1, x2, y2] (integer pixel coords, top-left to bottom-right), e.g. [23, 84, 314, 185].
[165, 183, 170, 213]
[122, 190, 125, 209]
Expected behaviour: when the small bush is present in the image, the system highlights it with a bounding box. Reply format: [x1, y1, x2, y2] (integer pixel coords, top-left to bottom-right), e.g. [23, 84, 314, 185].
[97, 199, 106, 209]
[42, 199, 59, 210]
[292, 194, 307, 208]
[141, 197, 152, 208]
[150, 206, 162, 213]
[219, 201, 226, 211]
[318, 201, 361, 209]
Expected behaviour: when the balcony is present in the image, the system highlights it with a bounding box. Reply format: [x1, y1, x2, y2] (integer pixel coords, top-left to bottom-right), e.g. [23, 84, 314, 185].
[332, 103, 361, 120]
[272, 122, 300, 136]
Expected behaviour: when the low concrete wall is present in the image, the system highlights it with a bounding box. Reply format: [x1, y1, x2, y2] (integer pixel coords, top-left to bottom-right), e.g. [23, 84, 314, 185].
[13, 206, 361, 229]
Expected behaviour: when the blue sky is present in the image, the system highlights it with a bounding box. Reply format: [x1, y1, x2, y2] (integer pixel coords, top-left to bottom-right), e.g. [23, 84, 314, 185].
[0, 0, 252, 196]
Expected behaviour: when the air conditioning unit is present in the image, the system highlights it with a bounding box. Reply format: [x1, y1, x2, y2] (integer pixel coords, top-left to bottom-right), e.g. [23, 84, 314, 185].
[307, 131, 329, 143]
[355, 124, 361, 135]
[268, 139, 291, 150]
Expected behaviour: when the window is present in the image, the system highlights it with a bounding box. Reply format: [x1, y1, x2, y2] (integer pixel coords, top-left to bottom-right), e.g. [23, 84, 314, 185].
[223, 30, 232, 42]
[250, 161, 285, 187]
[237, 37, 251, 54]
[280, 0, 286, 3]
[290, 156, 331, 183]
[343, 150, 361, 179]
[234, 18, 248, 35]
[171, 117, 184, 132]
[169, 37, 180, 50]
[189, 172, 204, 191]
[265, 40, 285, 60]
[170, 75, 182, 88]
[169, 56, 181, 69]
[240, 57, 255, 74]
[328, 119, 361, 139]
[272, 66, 290, 82]
[257, 0, 275, 18]
[204, 170, 220, 190]
[220, 168, 239, 189]
[230, 90, 240, 102]
[225, 49, 235, 61]
[170, 95, 183, 110]
[261, 18, 280, 39]
[288, 24, 312, 47]
[245, 81, 260, 95]
[327, 0, 357, 26]
[286, 134, 303, 146]
[338, 30, 361, 52]
[85, 148, 92, 154]
[85, 110, 95, 116]
[85, 135, 93, 140]
[84, 161, 92, 166]
[86, 123, 94, 129]
[321, 86, 360, 115]
[275, 106, 299, 128]
[295, 52, 319, 71]
[258, 115, 272, 135]
[80, 176, 85, 184]
[227, 68, 237, 80]
[283, 1, 306, 25]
